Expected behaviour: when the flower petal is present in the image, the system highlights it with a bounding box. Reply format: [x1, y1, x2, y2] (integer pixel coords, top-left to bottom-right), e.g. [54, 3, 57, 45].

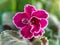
[21, 25, 33, 39]
[30, 24, 40, 33]
[32, 10, 48, 19]
[40, 19, 48, 29]
[13, 12, 29, 28]
[24, 4, 36, 15]
[34, 29, 45, 37]
[30, 17, 40, 33]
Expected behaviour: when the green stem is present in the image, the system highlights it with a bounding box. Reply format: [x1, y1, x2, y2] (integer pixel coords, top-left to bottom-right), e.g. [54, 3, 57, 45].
[11, 0, 16, 13]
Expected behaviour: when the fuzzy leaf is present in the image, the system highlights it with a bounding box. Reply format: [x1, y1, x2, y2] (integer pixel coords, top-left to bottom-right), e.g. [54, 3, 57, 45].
[0, 30, 31, 45]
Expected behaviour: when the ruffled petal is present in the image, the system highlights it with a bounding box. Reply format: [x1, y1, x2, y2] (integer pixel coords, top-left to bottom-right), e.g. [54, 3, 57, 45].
[30, 17, 40, 33]
[21, 25, 33, 39]
[40, 19, 48, 29]
[32, 10, 48, 19]
[24, 4, 36, 15]
[34, 29, 45, 37]
[13, 12, 29, 28]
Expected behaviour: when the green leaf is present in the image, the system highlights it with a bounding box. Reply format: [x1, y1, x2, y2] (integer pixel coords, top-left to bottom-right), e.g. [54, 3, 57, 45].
[49, 39, 58, 45]
[44, 28, 53, 39]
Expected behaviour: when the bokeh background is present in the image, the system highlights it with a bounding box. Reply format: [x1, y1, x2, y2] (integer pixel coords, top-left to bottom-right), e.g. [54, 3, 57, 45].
[0, 0, 60, 45]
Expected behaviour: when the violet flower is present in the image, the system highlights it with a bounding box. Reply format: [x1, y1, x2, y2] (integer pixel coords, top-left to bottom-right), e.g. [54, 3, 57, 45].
[13, 4, 48, 39]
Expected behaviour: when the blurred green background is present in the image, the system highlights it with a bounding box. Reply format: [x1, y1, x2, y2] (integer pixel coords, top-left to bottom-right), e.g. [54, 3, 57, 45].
[0, 0, 60, 45]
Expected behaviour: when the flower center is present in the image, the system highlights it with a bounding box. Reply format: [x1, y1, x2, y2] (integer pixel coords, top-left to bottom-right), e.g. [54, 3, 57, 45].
[30, 17, 39, 24]
[22, 18, 28, 24]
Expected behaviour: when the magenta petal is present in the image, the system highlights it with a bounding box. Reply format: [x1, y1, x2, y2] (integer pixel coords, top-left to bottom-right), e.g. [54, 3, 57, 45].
[30, 24, 40, 33]
[21, 25, 33, 39]
[34, 29, 45, 36]
[30, 17, 40, 33]
[24, 4, 36, 15]
[40, 19, 48, 29]
[13, 12, 29, 28]
[38, 29, 45, 36]
[32, 10, 48, 19]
